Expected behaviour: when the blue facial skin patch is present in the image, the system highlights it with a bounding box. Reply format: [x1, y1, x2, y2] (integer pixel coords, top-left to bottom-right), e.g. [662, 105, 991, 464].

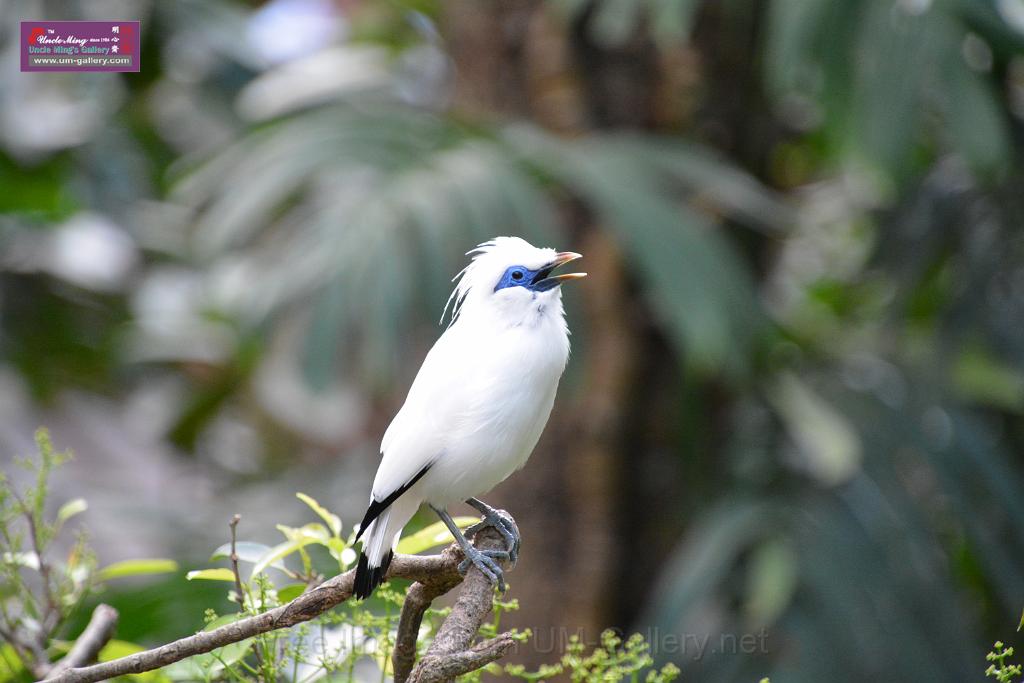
[494, 264, 561, 293]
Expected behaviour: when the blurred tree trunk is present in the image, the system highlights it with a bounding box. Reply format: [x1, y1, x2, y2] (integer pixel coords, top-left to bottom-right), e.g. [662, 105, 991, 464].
[440, 0, 687, 663]
[439, 0, 779, 663]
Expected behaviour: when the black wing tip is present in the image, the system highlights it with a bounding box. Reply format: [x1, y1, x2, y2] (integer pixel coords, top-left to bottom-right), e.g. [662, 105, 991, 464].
[355, 464, 433, 543]
[353, 550, 394, 600]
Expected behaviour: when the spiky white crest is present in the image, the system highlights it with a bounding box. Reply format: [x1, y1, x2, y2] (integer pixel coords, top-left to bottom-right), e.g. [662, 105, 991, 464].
[441, 236, 560, 325]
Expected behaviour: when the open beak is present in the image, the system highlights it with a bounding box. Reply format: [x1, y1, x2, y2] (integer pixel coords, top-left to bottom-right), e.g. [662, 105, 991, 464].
[533, 251, 587, 291]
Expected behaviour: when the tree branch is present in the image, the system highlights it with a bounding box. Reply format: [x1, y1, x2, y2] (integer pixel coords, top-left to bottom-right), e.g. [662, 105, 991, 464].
[408, 512, 520, 683]
[46, 604, 118, 677]
[410, 634, 518, 683]
[393, 568, 462, 683]
[42, 517, 518, 683]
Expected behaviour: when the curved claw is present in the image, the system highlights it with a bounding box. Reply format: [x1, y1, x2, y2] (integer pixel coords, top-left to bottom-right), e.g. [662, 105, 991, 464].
[458, 547, 509, 592]
[465, 508, 520, 568]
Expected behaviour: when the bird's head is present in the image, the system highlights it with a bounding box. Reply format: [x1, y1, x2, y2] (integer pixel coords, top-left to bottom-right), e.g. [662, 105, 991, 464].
[445, 236, 586, 327]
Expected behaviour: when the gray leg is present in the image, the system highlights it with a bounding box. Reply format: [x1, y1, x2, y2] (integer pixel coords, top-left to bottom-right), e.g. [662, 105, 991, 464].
[430, 504, 508, 592]
[464, 498, 520, 565]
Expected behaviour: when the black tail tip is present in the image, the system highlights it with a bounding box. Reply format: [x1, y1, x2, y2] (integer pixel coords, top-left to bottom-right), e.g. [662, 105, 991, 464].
[353, 550, 394, 600]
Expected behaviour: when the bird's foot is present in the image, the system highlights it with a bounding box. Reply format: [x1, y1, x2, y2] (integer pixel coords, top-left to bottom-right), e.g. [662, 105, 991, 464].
[464, 501, 520, 566]
[457, 546, 509, 593]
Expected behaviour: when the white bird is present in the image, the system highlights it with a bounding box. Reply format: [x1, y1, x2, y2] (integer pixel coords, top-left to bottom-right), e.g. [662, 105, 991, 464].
[353, 236, 586, 598]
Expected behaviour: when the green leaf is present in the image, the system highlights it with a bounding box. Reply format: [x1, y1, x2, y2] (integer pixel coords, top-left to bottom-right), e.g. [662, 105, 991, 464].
[252, 537, 318, 576]
[301, 274, 350, 390]
[953, 347, 1024, 412]
[56, 498, 88, 525]
[296, 492, 342, 537]
[853, 4, 939, 185]
[743, 539, 798, 627]
[277, 583, 306, 603]
[276, 522, 330, 543]
[936, 20, 1009, 176]
[186, 568, 237, 582]
[98, 639, 145, 660]
[525, 132, 762, 377]
[625, 137, 793, 233]
[95, 559, 178, 582]
[0, 155, 74, 217]
[396, 517, 478, 555]
[763, 0, 834, 95]
[210, 541, 276, 565]
[641, 501, 774, 632]
[768, 373, 861, 486]
[0, 644, 26, 683]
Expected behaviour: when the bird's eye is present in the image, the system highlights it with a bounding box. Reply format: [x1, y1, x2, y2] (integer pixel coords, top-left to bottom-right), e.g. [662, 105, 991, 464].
[511, 270, 524, 281]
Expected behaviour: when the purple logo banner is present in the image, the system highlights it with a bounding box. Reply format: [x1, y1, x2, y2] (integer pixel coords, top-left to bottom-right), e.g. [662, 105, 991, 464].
[21, 21, 140, 72]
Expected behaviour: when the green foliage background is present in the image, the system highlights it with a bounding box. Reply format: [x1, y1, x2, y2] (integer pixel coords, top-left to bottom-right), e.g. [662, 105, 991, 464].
[2, 0, 1024, 680]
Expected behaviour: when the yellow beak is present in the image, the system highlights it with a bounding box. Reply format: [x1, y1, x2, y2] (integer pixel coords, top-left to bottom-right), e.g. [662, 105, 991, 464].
[544, 251, 587, 285]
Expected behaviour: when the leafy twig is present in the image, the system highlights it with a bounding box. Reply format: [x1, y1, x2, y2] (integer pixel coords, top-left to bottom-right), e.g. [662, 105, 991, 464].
[44, 521, 517, 683]
[228, 515, 266, 682]
[986, 641, 1022, 683]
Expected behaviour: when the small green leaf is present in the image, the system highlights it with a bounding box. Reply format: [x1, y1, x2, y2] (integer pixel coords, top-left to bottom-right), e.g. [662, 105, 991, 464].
[186, 568, 237, 582]
[953, 347, 1024, 412]
[1018, 608, 1023, 632]
[56, 498, 88, 525]
[96, 559, 178, 582]
[98, 639, 144, 661]
[276, 522, 330, 543]
[769, 373, 861, 486]
[743, 539, 798, 627]
[395, 517, 478, 555]
[296, 492, 342, 537]
[210, 541, 274, 565]
[277, 583, 306, 602]
[0, 644, 26, 682]
[252, 538, 317, 576]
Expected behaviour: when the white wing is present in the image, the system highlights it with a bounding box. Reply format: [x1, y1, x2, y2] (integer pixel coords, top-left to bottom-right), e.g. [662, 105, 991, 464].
[371, 324, 467, 500]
